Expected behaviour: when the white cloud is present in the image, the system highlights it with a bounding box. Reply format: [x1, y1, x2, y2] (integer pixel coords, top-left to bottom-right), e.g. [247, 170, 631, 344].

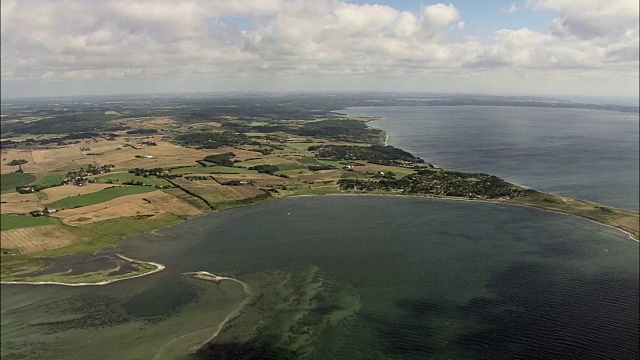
[0, 0, 637, 98]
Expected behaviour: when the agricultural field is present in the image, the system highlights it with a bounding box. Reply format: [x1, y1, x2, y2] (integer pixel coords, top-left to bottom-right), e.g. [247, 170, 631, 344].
[170, 178, 248, 204]
[51, 190, 200, 226]
[142, 191, 202, 216]
[169, 164, 256, 175]
[0, 214, 58, 231]
[0, 172, 36, 192]
[46, 185, 155, 210]
[92, 172, 173, 187]
[1, 95, 634, 291]
[0, 224, 78, 254]
[32, 172, 67, 187]
[41, 183, 121, 203]
[0, 192, 40, 214]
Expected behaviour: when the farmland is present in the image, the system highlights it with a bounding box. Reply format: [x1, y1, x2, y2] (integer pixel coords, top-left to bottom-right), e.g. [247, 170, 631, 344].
[0, 224, 78, 254]
[46, 185, 156, 210]
[0, 172, 36, 192]
[0, 94, 637, 286]
[0, 214, 58, 231]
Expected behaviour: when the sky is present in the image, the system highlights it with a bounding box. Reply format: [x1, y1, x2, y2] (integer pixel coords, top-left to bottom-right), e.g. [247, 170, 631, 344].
[1, 0, 638, 100]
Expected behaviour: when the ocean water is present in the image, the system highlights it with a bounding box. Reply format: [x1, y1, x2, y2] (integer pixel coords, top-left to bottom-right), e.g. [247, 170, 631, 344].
[343, 106, 640, 210]
[2, 196, 638, 359]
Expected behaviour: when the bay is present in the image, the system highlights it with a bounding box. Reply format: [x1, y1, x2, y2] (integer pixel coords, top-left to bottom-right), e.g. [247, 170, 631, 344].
[2, 196, 638, 359]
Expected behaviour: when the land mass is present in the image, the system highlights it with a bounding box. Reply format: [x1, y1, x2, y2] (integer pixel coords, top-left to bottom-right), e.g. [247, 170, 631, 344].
[1, 94, 638, 285]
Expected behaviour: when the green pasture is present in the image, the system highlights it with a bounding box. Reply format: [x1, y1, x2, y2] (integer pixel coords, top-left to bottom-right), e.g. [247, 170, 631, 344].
[46, 186, 155, 209]
[0, 214, 59, 231]
[32, 172, 67, 187]
[0, 173, 36, 193]
[94, 173, 172, 187]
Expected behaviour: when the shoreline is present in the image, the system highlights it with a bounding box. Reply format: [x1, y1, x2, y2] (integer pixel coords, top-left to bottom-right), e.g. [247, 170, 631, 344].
[313, 193, 639, 242]
[0, 253, 165, 286]
[2, 113, 637, 288]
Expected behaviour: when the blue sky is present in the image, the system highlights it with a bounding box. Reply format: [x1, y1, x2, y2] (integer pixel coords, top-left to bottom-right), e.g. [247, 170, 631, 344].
[1, 0, 638, 99]
[349, 0, 557, 38]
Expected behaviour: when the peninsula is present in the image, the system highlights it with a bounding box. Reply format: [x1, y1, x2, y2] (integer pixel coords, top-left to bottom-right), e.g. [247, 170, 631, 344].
[1, 95, 638, 285]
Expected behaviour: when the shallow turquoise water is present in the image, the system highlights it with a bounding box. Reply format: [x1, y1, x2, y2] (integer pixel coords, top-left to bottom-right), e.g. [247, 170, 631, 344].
[2, 196, 638, 359]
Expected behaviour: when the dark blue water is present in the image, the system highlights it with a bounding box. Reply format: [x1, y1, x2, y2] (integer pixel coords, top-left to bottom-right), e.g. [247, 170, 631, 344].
[343, 106, 639, 210]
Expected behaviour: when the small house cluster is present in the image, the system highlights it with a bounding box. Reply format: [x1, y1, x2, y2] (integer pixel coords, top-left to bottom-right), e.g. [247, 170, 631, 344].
[62, 164, 114, 186]
[30, 208, 57, 217]
[129, 167, 169, 177]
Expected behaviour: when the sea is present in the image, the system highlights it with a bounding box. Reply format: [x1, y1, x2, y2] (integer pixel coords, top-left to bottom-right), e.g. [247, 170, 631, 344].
[1, 106, 638, 360]
[344, 106, 640, 210]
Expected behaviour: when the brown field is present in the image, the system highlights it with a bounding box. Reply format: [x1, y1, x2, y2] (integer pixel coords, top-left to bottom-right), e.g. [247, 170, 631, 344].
[231, 186, 263, 198]
[297, 170, 343, 182]
[143, 191, 202, 216]
[0, 192, 40, 214]
[42, 183, 121, 204]
[0, 225, 77, 254]
[1, 149, 36, 174]
[171, 178, 247, 203]
[51, 190, 200, 226]
[92, 138, 257, 169]
[1, 137, 264, 175]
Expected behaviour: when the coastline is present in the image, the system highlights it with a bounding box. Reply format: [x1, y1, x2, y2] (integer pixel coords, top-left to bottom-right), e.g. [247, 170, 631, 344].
[0, 253, 165, 286]
[315, 193, 640, 242]
[2, 112, 638, 288]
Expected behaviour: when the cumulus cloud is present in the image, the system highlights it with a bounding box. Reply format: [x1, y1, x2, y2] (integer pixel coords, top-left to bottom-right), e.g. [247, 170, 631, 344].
[0, 0, 638, 97]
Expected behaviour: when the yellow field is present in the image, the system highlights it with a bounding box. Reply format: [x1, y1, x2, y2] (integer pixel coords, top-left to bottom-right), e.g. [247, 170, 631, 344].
[51, 190, 200, 226]
[171, 178, 247, 203]
[0, 192, 40, 214]
[144, 191, 202, 216]
[1, 149, 36, 174]
[0, 225, 77, 254]
[1, 137, 265, 175]
[42, 183, 121, 204]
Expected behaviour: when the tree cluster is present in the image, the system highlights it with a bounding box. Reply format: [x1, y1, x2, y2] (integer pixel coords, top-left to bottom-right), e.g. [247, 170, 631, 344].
[174, 131, 257, 149]
[129, 167, 168, 177]
[311, 144, 424, 166]
[202, 152, 236, 167]
[248, 164, 280, 175]
[338, 169, 525, 199]
[126, 128, 158, 134]
[6, 159, 27, 166]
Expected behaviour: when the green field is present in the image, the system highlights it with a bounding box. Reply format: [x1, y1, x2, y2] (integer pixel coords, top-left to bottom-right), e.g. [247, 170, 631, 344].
[0, 172, 36, 193]
[234, 157, 300, 168]
[32, 172, 66, 187]
[169, 165, 256, 175]
[94, 173, 172, 187]
[296, 156, 326, 166]
[47, 186, 156, 209]
[0, 214, 59, 231]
